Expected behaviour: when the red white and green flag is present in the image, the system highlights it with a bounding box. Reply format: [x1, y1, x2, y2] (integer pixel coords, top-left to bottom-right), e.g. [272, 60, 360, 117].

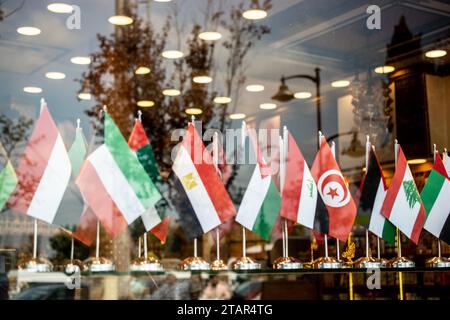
[76, 111, 162, 238]
[0, 142, 17, 211]
[443, 151, 450, 178]
[421, 151, 450, 245]
[380, 145, 426, 244]
[128, 120, 171, 243]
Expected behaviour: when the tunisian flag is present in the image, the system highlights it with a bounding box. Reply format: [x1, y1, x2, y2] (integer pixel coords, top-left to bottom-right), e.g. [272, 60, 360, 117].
[310, 137, 357, 241]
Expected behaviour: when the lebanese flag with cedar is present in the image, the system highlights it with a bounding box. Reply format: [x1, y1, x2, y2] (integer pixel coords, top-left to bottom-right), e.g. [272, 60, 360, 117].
[381, 146, 426, 244]
[310, 137, 357, 241]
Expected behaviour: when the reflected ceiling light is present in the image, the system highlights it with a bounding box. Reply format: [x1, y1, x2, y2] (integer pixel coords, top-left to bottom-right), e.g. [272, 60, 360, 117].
[185, 108, 203, 115]
[407, 158, 427, 165]
[374, 65, 395, 74]
[260, 103, 277, 110]
[425, 49, 447, 58]
[78, 93, 91, 101]
[214, 96, 231, 104]
[199, 31, 222, 41]
[294, 91, 312, 99]
[229, 113, 246, 120]
[137, 100, 155, 108]
[17, 27, 41, 36]
[162, 50, 184, 59]
[154, 0, 172, 2]
[47, 3, 73, 13]
[246, 84, 264, 92]
[242, 9, 267, 20]
[135, 66, 151, 75]
[70, 56, 91, 65]
[108, 15, 133, 26]
[193, 76, 212, 84]
[331, 80, 350, 88]
[162, 89, 181, 96]
[45, 72, 66, 80]
[23, 87, 42, 94]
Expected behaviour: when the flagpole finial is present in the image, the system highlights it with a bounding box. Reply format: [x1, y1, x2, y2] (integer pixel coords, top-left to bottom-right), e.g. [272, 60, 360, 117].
[76, 118, 81, 129]
[103, 105, 107, 112]
[191, 115, 195, 123]
[394, 139, 398, 145]
[40, 98, 46, 113]
[445, 148, 448, 154]
[366, 135, 370, 143]
[138, 110, 142, 122]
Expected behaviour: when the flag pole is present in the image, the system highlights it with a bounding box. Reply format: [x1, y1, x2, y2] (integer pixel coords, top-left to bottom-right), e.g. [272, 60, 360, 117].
[33, 219, 38, 259]
[143, 232, 148, 259]
[95, 220, 100, 259]
[138, 237, 142, 259]
[330, 141, 340, 262]
[279, 136, 287, 257]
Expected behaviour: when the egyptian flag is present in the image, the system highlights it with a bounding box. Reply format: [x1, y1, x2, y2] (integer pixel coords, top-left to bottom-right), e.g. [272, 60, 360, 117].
[76, 111, 162, 239]
[171, 123, 236, 240]
[421, 151, 450, 244]
[310, 137, 357, 241]
[357, 147, 396, 244]
[8, 101, 72, 224]
[279, 130, 317, 229]
[128, 120, 171, 243]
[380, 146, 426, 244]
[235, 126, 281, 241]
[0, 142, 17, 211]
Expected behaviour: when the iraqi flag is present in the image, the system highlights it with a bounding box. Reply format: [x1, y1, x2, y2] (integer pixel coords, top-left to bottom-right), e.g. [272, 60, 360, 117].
[128, 120, 171, 243]
[8, 101, 72, 224]
[357, 147, 396, 244]
[76, 111, 162, 239]
[235, 126, 281, 241]
[171, 123, 236, 240]
[380, 146, 426, 244]
[421, 151, 450, 244]
[310, 137, 357, 241]
[279, 130, 317, 229]
[0, 142, 17, 211]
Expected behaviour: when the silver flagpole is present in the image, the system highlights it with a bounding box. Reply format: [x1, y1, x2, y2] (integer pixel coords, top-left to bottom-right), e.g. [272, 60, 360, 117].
[330, 141, 341, 262]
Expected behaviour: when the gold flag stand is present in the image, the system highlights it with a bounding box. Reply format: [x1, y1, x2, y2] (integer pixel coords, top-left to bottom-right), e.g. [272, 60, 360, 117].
[83, 220, 115, 272]
[131, 232, 164, 272]
[19, 219, 53, 272]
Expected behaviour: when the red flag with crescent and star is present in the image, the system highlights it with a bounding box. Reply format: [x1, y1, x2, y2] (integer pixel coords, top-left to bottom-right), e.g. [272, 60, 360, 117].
[310, 137, 357, 241]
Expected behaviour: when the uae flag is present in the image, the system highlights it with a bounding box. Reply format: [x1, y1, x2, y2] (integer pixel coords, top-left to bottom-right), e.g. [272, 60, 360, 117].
[421, 151, 450, 244]
[279, 131, 317, 229]
[76, 112, 162, 238]
[443, 151, 450, 178]
[235, 127, 281, 241]
[171, 123, 236, 240]
[310, 137, 357, 241]
[128, 120, 171, 243]
[356, 148, 396, 244]
[0, 142, 17, 211]
[8, 102, 72, 224]
[380, 146, 426, 244]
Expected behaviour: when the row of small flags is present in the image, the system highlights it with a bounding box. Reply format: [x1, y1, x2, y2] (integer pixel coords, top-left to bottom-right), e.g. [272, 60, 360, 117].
[0, 99, 450, 248]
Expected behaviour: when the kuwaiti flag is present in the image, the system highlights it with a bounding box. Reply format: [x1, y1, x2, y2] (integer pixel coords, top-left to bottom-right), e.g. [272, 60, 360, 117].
[171, 122, 236, 240]
[8, 102, 72, 223]
[128, 120, 171, 243]
[310, 137, 357, 241]
[357, 147, 396, 244]
[235, 126, 281, 241]
[443, 151, 450, 178]
[380, 146, 426, 244]
[279, 131, 317, 229]
[76, 112, 162, 238]
[421, 151, 450, 244]
[0, 142, 17, 211]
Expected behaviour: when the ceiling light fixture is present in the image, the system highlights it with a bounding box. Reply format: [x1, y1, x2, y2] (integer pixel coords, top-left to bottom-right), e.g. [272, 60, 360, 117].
[407, 158, 427, 165]
[214, 96, 232, 104]
[331, 80, 350, 88]
[78, 93, 91, 101]
[47, 3, 73, 13]
[185, 108, 203, 115]
[260, 103, 277, 110]
[17, 27, 41, 36]
[108, 15, 133, 26]
[294, 91, 312, 99]
[45, 72, 66, 80]
[162, 50, 184, 59]
[162, 89, 181, 96]
[229, 113, 246, 120]
[199, 31, 222, 41]
[137, 100, 155, 108]
[242, 9, 267, 20]
[374, 65, 395, 74]
[135, 66, 151, 75]
[246, 84, 264, 92]
[425, 49, 447, 58]
[70, 56, 91, 65]
[193, 76, 212, 84]
[23, 87, 42, 94]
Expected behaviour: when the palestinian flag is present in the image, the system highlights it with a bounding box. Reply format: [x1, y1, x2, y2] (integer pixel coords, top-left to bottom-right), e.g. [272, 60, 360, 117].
[171, 123, 236, 240]
[128, 120, 171, 243]
[310, 137, 357, 241]
[235, 126, 281, 241]
[380, 146, 426, 244]
[279, 130, 317, 229]
[421, 151, 450, 245]
[0, 142, 17, 211]
[76, 112, 162, 238]
[8, 101, 72, 224]
[357, 147, 396, 244]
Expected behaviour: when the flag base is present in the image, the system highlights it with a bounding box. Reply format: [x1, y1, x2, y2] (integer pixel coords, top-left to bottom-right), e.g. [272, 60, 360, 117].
[18, 257, 53, 273]
[388, 256, 415, 268]
[130, 257, 164, 272]
[180, 257, 211, 271]
[83, 257, 115, 273]
[425, 256, 450, 268]
[210, 259, 228, 271]
[273, 256, 303, 269]
[63, 259, 84, 274]
[232, 257, 261, 270]
[313, 257, 342, 269]
[353, 256, 385, 268]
